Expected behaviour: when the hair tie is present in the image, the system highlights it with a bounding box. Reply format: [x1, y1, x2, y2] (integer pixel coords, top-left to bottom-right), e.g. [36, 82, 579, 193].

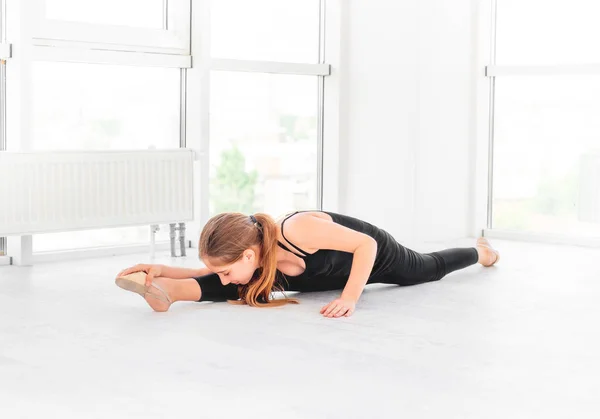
[249, 215, 261, 228]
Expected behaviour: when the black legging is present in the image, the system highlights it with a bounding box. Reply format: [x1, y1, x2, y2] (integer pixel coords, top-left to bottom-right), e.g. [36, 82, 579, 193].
[193, 246, 479, 302]
[368, 246, 479, 286]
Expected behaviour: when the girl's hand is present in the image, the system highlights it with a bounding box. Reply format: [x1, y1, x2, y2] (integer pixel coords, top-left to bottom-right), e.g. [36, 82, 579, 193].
[116, 264, 163, 287]
[320, 298, 356, 318]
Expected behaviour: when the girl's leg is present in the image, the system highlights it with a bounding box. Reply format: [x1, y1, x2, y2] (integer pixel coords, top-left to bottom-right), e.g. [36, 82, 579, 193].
[373, 238, 499, 286]
[429, 247, 479, 280]
[431, 238, 500, 277]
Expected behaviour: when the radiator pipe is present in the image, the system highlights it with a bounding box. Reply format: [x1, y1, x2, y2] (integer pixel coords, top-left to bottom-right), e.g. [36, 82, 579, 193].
[149, 224, 160, 259]
[178, 222, 186, 257]
[169, 223, 177, 257]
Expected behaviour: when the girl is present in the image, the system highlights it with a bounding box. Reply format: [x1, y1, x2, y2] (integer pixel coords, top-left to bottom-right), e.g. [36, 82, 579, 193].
[115, 210, 500, 318]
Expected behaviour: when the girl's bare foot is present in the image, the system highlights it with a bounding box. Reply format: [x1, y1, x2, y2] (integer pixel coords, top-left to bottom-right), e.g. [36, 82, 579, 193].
[476, 237, 500, 267]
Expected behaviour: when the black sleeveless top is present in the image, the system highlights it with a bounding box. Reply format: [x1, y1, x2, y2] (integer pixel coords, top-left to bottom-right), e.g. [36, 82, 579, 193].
[274, 210, 401, 292]
[196, 210, 402, 301]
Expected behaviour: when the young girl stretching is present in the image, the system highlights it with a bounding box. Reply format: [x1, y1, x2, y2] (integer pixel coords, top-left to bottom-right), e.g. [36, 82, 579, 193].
[116, 210, 499, 318]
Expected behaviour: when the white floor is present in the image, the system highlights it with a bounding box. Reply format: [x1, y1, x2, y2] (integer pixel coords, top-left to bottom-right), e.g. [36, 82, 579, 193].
[0, 238, 599, 419]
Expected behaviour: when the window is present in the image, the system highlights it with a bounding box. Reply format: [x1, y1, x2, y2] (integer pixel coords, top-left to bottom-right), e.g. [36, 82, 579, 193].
[496, 0, 600, 65]
[29, 62, 180, 252]
[33, 0, 190, 55]
[209, 72, 319, 217]
[45, 0, 165, 29]
[211, 0, 320, 63]
[488, 0, 600, 240]
[31, 62, 180, 151]
[492, 76, 600, 237]
[207, 0, 327, 217]
[3, 0, 335, 261]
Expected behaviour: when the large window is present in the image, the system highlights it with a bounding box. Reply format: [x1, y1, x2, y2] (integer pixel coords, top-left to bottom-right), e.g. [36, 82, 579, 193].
[5, 0, 191, 255]
[492, 76, 600, 237]
[30, 63, 180, 252]
[3, 0, 332, 260]
[488, 0, 600, 240]
[31, 62, 180, 151]
[209, 72, 319, 217]
[208, 0, 326, 217]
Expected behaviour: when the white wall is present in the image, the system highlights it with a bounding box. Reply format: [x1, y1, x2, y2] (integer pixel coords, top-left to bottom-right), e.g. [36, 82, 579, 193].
[338, 0, 482, 243]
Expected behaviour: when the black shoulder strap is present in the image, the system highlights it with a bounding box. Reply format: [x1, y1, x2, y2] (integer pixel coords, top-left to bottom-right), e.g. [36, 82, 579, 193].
[279, 211, 311, 257]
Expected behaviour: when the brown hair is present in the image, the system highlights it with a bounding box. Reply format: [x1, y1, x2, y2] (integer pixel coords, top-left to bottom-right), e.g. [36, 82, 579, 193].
[199, 212, 299, 307]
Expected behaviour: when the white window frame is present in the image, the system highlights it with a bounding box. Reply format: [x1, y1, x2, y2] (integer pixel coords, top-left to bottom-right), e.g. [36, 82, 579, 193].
[4, 0, 191, 265]
[31, 0, 190, 55]
[184, 0, 342, 248]
[3, 0, 342, 263]
[475, 0, 600, 247]
[0, 0, 8, 264]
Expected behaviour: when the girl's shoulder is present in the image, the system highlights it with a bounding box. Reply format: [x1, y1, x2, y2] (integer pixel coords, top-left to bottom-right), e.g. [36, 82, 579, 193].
[276, 210, 333, 225]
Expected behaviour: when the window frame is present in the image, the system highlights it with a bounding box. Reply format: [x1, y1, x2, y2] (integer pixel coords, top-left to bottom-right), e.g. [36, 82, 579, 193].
[184, 0, 341, 249]
[31, 0, 191, 55]
[2, 0, 343, 263]
[478, 0, 600, 247]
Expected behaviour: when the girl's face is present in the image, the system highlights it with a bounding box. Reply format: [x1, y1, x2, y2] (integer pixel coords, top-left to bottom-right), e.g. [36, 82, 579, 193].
[203, 248, 259, 285]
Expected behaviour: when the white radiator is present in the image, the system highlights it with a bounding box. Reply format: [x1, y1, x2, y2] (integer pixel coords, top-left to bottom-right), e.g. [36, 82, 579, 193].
[0, 149, 195, 236]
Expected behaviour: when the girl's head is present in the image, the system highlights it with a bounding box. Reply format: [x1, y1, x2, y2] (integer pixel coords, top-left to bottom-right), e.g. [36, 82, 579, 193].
[198, 212, 298, 307]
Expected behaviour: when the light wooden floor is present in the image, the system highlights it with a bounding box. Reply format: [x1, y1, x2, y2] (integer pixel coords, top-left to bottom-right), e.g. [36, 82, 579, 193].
[0, 238, 598, 418]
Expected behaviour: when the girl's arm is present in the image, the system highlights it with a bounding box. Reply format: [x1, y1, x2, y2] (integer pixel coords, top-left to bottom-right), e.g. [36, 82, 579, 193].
[118, 264, 213, 280]
[283, 213, 378, 315]
[160, 265, 214, 279]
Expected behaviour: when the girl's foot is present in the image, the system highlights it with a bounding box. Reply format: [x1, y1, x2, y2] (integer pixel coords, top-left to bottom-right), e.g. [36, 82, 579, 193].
[143, 277, 174, 312]
[115, 272, 174, 312]
[476, 237, 500, 267]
